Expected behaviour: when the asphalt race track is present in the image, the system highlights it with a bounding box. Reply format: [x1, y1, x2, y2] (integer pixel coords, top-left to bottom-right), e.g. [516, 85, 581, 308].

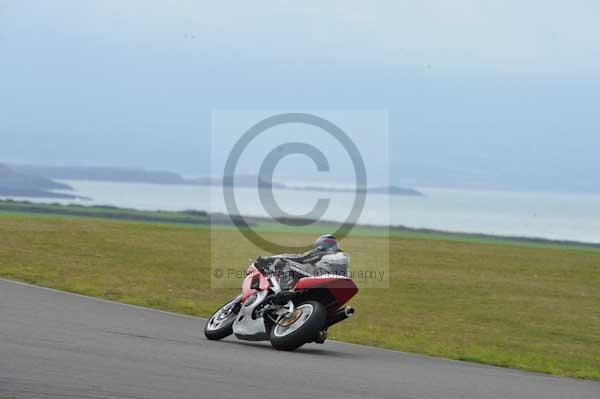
[1, 278, 598, 399]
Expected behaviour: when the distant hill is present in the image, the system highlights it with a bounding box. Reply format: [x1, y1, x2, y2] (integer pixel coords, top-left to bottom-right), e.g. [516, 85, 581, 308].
[192, 175, 287, 189]
[10, 164, 188, 185]
[8, 164, 423, 197]
[283, 184, 423, 196]
[192, 175, 423, 196]
[370, 185, 424, 196]
[0, 164, 87, 199]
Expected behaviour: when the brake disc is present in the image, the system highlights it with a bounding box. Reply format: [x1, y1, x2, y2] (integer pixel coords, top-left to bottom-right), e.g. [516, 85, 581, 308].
[279, 309, 303, 327]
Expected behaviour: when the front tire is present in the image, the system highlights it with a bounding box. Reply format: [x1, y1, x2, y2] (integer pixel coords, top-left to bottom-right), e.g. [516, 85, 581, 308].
[204, 297, 241, 340]
[269, 300, 326, 351]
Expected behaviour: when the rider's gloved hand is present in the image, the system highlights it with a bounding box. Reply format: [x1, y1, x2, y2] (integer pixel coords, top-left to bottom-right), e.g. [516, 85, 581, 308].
[255, 256, 272, 269]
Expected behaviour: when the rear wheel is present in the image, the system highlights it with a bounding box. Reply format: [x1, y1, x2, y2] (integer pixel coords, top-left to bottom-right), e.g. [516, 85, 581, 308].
[269, 300, 326, 351]
[204, 297, 241, 340]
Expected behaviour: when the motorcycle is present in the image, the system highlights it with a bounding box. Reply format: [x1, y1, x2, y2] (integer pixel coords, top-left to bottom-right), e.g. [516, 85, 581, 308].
[204, 257, 358, 351]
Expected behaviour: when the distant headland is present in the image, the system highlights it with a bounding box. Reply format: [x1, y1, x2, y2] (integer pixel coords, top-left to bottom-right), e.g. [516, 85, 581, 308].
[5, 164, 424, 198]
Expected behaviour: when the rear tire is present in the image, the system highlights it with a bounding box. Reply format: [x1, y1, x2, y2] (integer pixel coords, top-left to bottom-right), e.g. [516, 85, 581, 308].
[269, 300, 326, 351]
[204, 297, 240, 341]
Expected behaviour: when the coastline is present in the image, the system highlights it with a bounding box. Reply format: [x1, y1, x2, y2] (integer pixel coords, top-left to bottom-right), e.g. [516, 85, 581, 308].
[1, 199, 598, 250]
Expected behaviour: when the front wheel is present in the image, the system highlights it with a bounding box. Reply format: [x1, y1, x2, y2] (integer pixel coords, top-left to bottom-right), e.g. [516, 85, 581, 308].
[269, 300, 326, 351]
[204, 296, 241, 340]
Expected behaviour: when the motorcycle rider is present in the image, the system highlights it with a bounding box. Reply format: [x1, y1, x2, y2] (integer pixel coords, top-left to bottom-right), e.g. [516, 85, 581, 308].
[256, 234, 349, 297]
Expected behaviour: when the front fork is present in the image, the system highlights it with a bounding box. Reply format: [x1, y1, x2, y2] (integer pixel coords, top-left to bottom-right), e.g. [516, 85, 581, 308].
[223, 294, 243, 314]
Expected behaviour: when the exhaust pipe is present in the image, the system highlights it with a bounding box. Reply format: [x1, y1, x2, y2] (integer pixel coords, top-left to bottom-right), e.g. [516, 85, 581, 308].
[326, 306, 354, 328]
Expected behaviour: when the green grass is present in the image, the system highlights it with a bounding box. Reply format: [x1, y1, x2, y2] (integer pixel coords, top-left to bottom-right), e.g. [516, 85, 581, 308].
[0, 200, 209, 225]
[1, 213, 599, 380]
[256, 221, 600, 252]
[3, 199, 599, 252]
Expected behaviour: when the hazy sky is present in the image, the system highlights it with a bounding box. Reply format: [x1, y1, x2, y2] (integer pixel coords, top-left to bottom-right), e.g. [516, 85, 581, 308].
[1, 1, 599, 192]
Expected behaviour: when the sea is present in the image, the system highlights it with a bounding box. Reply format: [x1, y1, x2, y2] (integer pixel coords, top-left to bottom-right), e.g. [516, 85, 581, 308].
[2, 180, 599, 244]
